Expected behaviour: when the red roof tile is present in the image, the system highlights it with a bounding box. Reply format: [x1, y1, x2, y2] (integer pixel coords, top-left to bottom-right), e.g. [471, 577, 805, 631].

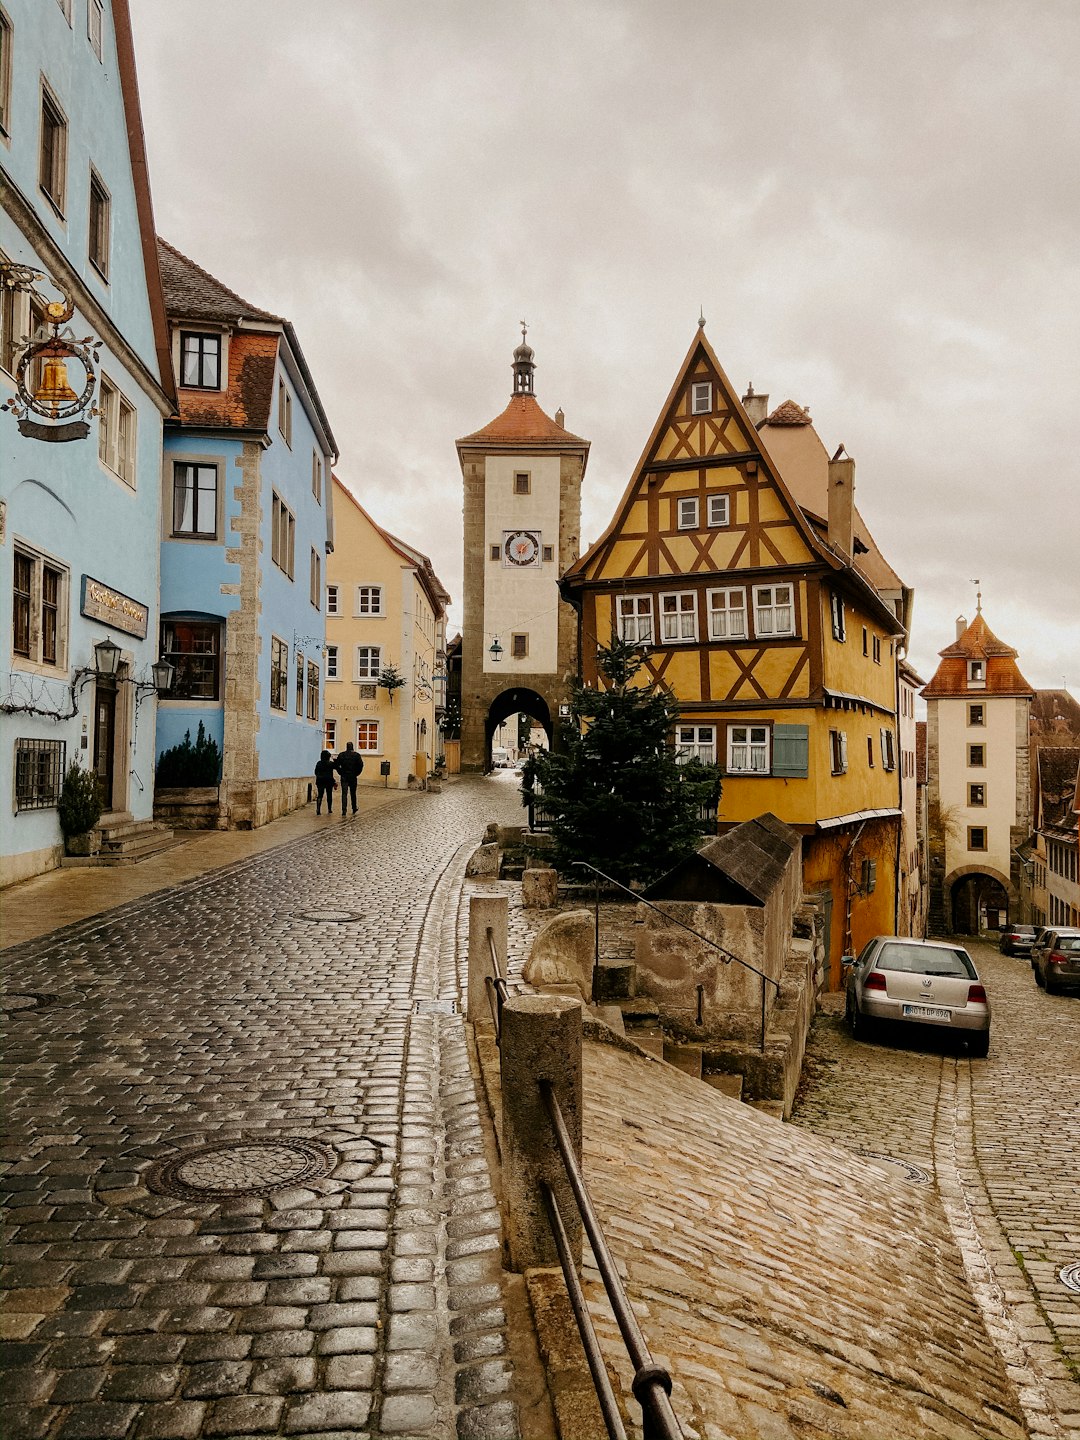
[922, 613, 1034, 698]
[764, 398, 812, 426]
[457, 395, 589, 450]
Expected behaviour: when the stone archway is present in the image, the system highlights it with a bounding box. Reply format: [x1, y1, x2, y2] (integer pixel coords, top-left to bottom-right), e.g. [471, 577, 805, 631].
[945, 864, 1012, 935]
[484, 688, 552, 771]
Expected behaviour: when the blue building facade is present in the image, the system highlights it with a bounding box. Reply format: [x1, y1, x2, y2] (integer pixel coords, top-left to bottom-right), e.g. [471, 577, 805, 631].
[155, 241, 336, 829]
[1, 0, 174, 884]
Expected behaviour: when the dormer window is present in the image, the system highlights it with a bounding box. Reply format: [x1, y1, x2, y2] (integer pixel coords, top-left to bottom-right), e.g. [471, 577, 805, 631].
[180, 332, 221, 389]
[967, 659, 985, 688]
[691, 381, 712, 415]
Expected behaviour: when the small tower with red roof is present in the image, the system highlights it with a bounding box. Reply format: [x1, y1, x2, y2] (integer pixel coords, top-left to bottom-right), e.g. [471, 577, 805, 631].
[456, 334, 590, 771]
[921, 597, 1034, 934]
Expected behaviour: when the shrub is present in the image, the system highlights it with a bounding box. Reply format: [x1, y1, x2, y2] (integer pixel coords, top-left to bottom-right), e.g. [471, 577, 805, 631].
[58, 761, 103, 837]
[155, 721, 222, 787]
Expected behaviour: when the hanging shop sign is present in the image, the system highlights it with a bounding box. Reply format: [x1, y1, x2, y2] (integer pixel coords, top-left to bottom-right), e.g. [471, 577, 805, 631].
[81, 576, 149, 639]
[0, 293, 103, 443]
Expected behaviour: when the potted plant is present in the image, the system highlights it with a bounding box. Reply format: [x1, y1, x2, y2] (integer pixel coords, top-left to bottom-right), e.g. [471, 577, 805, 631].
[58, 761, 103, 856]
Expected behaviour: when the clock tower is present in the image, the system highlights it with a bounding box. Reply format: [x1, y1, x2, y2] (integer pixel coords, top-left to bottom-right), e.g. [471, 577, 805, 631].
[456, 334, 590, 771]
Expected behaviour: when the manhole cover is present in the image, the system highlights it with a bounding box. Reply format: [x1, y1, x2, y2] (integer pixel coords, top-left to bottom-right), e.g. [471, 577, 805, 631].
[1060, 1263, 1080, 1293]
[291, 908, 365, 924]
[859, 1151, 932, 1185]
[146, 1138, 335, 1199]
[413, 998, 458, 1015]
[2, 992, 57, 1013]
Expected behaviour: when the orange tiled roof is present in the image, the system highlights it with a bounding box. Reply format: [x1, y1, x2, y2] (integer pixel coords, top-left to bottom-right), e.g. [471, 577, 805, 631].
[174, 330, 278, 433]
[457, 394, 588, 449]
[764, 398, 812, 426]
[922, 613, 1034, 698]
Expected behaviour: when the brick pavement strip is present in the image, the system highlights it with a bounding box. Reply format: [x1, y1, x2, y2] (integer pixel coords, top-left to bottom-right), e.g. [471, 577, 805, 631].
[793, 936, 1080, 1439]
[1, 779, 528, 1440]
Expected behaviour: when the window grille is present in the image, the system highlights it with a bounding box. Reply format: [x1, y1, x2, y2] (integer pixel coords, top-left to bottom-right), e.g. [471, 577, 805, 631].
[15, 737, 66, 810]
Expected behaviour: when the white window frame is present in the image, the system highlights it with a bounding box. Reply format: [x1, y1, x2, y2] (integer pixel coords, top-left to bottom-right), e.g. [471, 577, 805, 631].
[727, 724, 770, 775]
[12, 542, 68, 673]
[271, 493, 295, 578]
[326, 645, 338, 679]
[324, 718, 337, 751]
[326, 584, 340, 615]
[356, 719, 381, 753]
[677, 496, 699, 530]
[88, 168, 110, 279]
[98, 375, 136, 487]
[706, 493, 730, 528]
[355, 645, 382, 681]
[676, 724, 716, 765]
[690, 381, 712, 415]
[659, 591, 697, 644]
[830, 728, 848, 775]
[967, 659, 985, 688]
[752, 583, 795, 637]
[39, 80, 68, 214]
[707, 587, 747, 641]
[355, 585, 384, 617]
[880, 727, 896, 772]
[616, 594, 653, 645]
[87, 0, 103, 58]
[310, 548, 321, 609]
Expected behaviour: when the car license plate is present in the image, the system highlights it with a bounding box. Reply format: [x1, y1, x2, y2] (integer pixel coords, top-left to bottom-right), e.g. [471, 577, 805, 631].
[902, 1003, 951, 1021]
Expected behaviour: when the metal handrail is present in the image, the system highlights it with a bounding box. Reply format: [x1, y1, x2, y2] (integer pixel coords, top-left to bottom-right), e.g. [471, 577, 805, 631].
[572, 859, 779, 1052]
[540, 1079, 682, 1440]
[484, 926, 510, 1041]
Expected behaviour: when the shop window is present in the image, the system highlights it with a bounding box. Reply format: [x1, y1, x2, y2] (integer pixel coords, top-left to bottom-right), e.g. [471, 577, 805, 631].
[159, 618, 222, 700]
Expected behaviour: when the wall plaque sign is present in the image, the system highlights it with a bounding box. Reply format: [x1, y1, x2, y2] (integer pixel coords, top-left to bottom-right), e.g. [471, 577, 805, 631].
[81, 576, 149, 639]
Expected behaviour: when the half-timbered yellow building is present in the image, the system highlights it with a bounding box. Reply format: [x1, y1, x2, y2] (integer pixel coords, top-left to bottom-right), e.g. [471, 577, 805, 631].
[562, 328, 912, 985]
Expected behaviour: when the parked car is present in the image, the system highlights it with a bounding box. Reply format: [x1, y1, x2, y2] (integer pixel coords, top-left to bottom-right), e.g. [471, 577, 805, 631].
[999, 923, 1037, 956]
[843, 936, 991, 1056]
[1031, 926, 1054, 972]
[1031, 928, 1080, 994]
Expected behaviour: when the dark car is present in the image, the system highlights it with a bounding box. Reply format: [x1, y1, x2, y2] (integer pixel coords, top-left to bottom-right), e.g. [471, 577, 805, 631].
[999, 923, 1037, 956]
[1031, 928, 1080, 994]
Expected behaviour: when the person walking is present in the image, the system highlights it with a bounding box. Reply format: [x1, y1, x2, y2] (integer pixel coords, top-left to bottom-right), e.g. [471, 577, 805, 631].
[314, 749, 336, 815]
[334, 741, 364, 818]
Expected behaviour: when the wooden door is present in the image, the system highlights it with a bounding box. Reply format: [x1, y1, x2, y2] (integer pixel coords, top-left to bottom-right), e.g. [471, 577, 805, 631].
[93, 680, 116, 810]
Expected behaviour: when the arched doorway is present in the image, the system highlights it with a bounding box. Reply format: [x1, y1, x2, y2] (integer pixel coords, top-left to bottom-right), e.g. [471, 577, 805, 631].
[484, 687, 552, 771]
[947, 867, 1011, 934]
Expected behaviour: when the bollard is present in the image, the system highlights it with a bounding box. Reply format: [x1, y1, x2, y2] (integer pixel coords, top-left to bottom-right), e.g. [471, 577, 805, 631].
[467, 894, 508, 1025]
[501, 994, 583, 1272]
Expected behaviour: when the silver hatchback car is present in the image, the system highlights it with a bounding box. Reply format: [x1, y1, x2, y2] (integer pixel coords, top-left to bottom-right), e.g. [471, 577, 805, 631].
[843, 937, 991, 1056]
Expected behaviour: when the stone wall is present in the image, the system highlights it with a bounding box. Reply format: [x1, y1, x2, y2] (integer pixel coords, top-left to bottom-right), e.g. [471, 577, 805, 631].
[153, 786, 226, 830]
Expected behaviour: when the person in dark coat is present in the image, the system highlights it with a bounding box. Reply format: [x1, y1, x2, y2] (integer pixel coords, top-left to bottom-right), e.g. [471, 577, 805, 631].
[334, 741, 364, 817]
[314, 750, 336, 815]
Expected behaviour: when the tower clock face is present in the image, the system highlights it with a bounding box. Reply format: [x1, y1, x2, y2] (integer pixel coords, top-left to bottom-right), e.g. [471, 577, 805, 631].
[503, 530, 541, 567]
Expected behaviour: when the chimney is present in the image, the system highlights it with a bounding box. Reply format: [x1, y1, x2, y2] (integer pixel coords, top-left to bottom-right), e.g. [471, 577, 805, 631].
[554, 407, 564, 429]
[955, 615, 968, 642]
[741, 383, 768, 428]
[827, 453, 855, 561]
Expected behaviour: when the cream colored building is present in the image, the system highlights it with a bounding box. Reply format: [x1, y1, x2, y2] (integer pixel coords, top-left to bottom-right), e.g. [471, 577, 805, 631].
[324, 479, 448, 789]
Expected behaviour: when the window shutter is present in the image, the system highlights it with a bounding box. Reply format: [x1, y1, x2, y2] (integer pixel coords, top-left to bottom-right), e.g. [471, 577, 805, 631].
[772, 723, 809, 778]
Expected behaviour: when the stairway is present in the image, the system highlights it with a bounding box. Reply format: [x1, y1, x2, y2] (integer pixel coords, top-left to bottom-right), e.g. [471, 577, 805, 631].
[62, 812, 183, 868]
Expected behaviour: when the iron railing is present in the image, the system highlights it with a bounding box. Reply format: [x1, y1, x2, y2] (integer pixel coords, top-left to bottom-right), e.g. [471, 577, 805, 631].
[571, 860, 780, 1051]
[483, 926, 510, 1041]
[539, 1079, 682, 1440]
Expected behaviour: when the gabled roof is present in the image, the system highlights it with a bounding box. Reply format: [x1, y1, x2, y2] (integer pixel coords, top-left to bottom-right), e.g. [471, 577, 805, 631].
[331, 477, 450, 616]
[644, 813, 801, 906]
[1031, 688, 1080, 738]
[922, 612, 1034, 698]
[457, 394, 589, 451]
[157, 239, 281, 324]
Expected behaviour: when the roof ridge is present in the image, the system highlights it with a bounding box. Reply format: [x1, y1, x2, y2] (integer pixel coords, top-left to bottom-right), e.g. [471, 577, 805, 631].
[157, 237, 283, 323]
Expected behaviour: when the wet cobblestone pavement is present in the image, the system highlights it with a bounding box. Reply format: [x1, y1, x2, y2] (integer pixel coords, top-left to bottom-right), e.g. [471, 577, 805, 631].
[1, 778, 526, 1440]
[793, 937, 1080, 1438]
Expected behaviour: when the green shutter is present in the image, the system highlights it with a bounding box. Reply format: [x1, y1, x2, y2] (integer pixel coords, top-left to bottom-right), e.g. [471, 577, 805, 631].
[772, 723, 809, 778]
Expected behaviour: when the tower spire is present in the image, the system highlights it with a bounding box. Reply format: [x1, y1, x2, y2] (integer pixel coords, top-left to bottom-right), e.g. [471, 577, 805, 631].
[512, 322, 535, 397]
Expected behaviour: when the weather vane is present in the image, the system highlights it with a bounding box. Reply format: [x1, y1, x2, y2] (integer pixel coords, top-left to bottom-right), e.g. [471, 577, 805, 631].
[698, 305, 706, 330]
[519, 319, 528, 343]
[969, 578, 982, 615]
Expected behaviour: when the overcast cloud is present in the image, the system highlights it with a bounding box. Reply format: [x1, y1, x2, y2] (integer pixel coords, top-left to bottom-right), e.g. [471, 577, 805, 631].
[131, 0, 1080, 693]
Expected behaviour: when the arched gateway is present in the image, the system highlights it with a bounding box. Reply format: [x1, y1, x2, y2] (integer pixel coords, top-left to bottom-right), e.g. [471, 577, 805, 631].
[455, 334, 589, 772]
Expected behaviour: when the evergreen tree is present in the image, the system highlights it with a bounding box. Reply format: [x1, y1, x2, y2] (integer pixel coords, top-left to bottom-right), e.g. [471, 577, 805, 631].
[522, 634, 721, 886]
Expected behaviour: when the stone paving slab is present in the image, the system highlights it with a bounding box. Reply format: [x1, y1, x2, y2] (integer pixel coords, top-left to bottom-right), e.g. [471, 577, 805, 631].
[1, 778, 537, 1440]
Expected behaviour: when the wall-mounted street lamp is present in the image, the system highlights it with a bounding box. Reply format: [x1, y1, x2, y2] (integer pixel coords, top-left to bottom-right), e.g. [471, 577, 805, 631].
[93, 636, 121, 677]
[489, 636, 503, 663]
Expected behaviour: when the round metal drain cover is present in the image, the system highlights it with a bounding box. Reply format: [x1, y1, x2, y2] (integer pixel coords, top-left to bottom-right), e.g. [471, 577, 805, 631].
[1059, 1264, 1080, 1293]
[147, 1138, 335, 1199]
[2, 992, 56, 1013]
[859, 1151, 932, 1185]
[291, 908, 364, 924]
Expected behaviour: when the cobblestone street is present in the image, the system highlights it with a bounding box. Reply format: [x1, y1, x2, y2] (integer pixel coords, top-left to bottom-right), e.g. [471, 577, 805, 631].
[793, 937, 1080, 1436]
[1, 778, 531, 1440]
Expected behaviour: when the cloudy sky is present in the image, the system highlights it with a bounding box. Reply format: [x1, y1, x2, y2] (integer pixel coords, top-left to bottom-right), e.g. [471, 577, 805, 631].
[131, 0, 1079, 694]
